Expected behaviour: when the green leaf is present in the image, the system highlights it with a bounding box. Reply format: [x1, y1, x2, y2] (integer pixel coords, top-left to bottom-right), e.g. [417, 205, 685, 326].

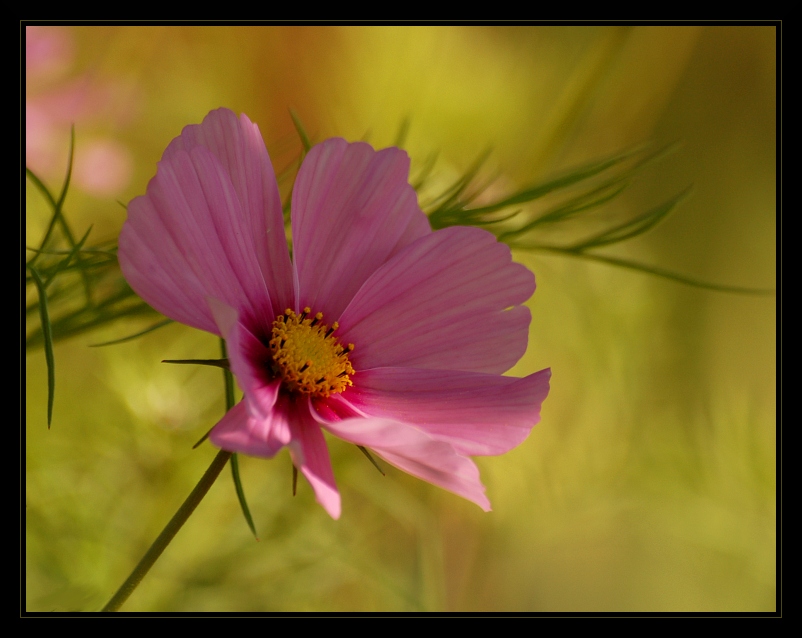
[497, 180, 630, 242]
[221, 339, 235, 411]
[89, 319, 174, 347]
[230, 454, 259, 540]
[219, 338, 258, 539]
[411, 151, 439, 191]
[426, 149, 492, 226]
[25, 167, 57, 210]
[161, 358, 230, 369]
[394, 116, 411, 148]
[357, 445, 386, 476]
[568, 188, 691, 251]
[28, 267, 55, 428]
[435, 146, 642, 222]
[27, 129, 95, 305]
[55, 125, 75, 216]
[289, 109, 312, 153]
[525, 246, 776, 295]
[31, 127, 78, 260]
[43, 225, 93, 289]
[26, 290, 158, 350]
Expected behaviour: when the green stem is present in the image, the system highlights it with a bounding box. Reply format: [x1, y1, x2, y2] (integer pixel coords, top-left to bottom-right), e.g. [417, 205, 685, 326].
[101, 449, 233, 612]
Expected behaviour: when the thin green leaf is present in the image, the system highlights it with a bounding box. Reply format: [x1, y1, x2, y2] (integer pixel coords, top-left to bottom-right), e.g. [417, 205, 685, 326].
[192, 427, 213, 449]
[526, 246, 776, 295]
[496, 181, 631, 243]
[43, 225, 93, 288]
[55, 125, 75, 215]
[357, 445, 385, 476]
[37, 128, 79, 256]
[28, 129, 94, 303]
[25, 167, 57, 209]
[411, 151, 439, 191]
[89, 319, 174, 347]
[26, 169, 61, 269]
[433, 171, 504, 228]
[221, 339, 235, 411]
[426, 149, 492, 226]
[162, 358, 230, 369]
[230, 453, 259, 540]
[219, 338, 257, 538]
[282, 191, 293, 223]
[568, 188, 691, 251]
[289, 109, 312, 153]
[394, 117, 411, 148]
[26, 244, 116, 258]
[27, 295, 158, 350]
[446, 146, 645, 220]
[460, 208, 524, 227]
[29, 267, 55, 428]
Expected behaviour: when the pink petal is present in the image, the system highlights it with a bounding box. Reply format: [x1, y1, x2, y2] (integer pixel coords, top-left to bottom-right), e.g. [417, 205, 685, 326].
[121, 146, 269, 330]
[339, 366, 551, 456]
[119, 189, 220, 334]
[207, 297, 279, 420]
[291, 138, 431, 321]
[119, 108, 291, 334]
[209, 395, 290, 459]
[288, 400, 341, 519]
[317, 415, 491, 511]
[162, 108, 294, 316]
[337, 226, 535, 374]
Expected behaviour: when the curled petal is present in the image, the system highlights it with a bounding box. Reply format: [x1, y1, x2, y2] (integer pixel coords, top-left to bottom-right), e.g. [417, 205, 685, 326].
[338, 226, 535, 374]
[209, 396, 290, 459]
[288, 400, 341, 519]
[208, 297, 278, 420]
[292, 138, 431, 320]
[343, 367, 551, 456]
[317, 415, 491, 511]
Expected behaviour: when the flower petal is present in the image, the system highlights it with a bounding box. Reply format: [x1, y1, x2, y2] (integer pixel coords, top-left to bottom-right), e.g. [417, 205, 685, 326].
[337, 226, 535, 374]
[119, 187, 219, 334]
[292, 138, 431, 321]
[162, 108, 294, 316]
[318, 415, 491, 511]
[288, 400, 341, 519]
[340, 366, 551, 456]
[119, 108, 292, 334]
[208, 297, 279, 420]
[209, 395, 290, 459]
[121, 145, 270, 330]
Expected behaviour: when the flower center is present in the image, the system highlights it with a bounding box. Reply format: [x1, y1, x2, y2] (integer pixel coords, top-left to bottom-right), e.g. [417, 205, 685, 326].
[269, 307, 355, 397]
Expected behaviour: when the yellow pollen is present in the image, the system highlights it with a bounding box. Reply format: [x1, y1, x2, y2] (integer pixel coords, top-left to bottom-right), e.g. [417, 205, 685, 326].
[269, 307, 355, 397]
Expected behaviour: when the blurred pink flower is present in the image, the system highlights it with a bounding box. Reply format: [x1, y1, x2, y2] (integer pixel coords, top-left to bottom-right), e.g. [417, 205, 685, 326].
[25, 26, 135, 197]
[119, 108, 550, 519]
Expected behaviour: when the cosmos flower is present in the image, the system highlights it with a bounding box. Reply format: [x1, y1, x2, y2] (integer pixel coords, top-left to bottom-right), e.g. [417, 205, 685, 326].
[119, 108, 550, 519]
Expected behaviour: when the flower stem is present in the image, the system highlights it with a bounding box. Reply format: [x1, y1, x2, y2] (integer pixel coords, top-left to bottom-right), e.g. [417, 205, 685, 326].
[101, 449, 233, 612]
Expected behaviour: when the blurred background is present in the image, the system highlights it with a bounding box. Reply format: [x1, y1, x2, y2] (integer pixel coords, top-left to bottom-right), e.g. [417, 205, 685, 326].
[25, 26, 776, 612]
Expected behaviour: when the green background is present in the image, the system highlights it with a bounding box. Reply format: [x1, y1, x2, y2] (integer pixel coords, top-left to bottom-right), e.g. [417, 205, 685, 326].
[26, 26, 776, 612]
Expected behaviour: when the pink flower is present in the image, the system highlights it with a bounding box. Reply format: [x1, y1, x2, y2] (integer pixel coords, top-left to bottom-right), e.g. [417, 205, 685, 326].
[119, 108, 550, 519]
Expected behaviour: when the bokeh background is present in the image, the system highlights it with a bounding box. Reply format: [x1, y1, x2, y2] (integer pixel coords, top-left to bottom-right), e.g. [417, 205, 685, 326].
[25, 26, 776, 612]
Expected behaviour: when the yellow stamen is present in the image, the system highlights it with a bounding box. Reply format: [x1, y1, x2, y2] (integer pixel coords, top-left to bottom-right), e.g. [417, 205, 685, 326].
[269, 308, 355, 397]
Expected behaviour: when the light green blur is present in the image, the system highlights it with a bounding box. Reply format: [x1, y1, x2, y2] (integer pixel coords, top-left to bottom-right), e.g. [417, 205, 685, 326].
[26, 26, 776, 612]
